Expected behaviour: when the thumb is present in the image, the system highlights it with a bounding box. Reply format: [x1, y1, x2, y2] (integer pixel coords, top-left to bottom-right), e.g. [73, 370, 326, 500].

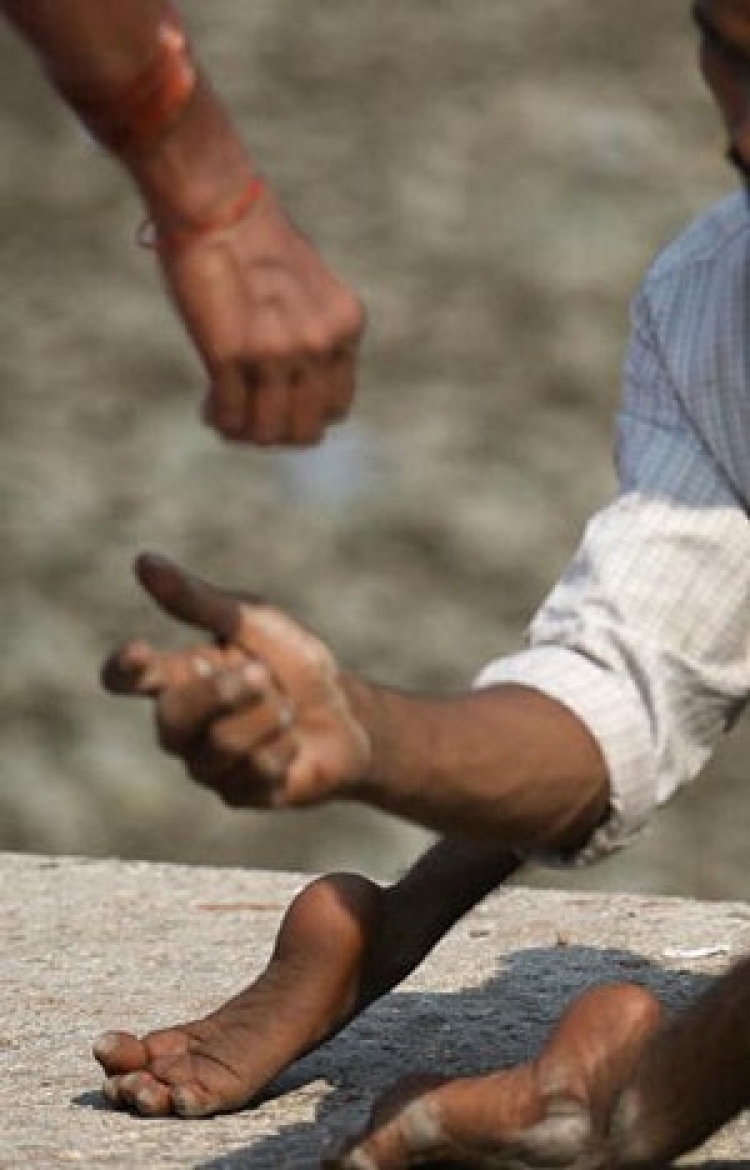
[135, 552, 242, 641]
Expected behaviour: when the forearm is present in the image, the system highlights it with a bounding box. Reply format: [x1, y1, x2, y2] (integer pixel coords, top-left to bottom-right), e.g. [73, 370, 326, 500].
[1, 0, 164, 86]
[1, 0, 254, 224]
[111, 559, 606, 841]
[345, 678, 609, 854]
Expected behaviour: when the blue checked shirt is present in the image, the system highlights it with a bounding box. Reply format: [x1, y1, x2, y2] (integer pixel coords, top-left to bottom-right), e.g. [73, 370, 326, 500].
[476, 190, 750, 863]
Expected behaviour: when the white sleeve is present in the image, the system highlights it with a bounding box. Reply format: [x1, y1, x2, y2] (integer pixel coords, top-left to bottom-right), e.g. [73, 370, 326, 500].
[476, 287, 750, 863]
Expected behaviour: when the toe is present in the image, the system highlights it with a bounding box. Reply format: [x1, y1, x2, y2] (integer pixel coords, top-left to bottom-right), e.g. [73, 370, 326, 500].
[509, 1096, 595, 1166]
[325, 1067, 594, 1170]
[130, 1079, 175, 1117]
[93, 1030, 148, 1075]
[326, 1092, 449, 1169]
[145, 1049, 249, 1117]
[104, 1070, 174, 1117]
[172, 1082, 226, 1118]
[324, 1149, 380, 1170]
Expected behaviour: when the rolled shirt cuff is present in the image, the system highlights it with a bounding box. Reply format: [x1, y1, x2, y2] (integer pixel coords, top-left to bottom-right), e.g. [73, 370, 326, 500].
[474, 645, 657, 865]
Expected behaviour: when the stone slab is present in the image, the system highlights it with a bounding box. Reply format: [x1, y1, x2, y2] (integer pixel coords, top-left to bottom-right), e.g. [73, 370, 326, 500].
[2, 853, 750, 1168]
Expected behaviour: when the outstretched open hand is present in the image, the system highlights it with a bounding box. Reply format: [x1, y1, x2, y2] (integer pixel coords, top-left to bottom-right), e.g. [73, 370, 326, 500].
[102, 553, 371, 808]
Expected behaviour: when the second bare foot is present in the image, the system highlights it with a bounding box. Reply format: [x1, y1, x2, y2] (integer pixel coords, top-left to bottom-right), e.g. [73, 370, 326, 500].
[326, 982, 662, 1169]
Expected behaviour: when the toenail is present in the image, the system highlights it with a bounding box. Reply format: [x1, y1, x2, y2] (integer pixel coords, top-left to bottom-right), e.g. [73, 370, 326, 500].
[518, 1107, 592, 1163]
[135, 1090, 159, 1115]
[331, 1150, 379, 1170]
[403, 1097, 445, 1149]
[172, 1087, 206, 1118]
[92, 1032, 118, 1058]
[102, 1078, 119, 1103]
[322, 1141, 379, 1170]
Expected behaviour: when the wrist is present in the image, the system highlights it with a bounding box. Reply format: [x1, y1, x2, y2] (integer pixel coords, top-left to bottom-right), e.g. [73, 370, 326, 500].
[138, 172, 266, 251]
[127, 71, 262, 235]
[336, 671, 380, 794]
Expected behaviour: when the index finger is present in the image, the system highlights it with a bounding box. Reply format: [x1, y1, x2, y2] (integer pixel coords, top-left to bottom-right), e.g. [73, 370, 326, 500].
[135, 552, 242, 642]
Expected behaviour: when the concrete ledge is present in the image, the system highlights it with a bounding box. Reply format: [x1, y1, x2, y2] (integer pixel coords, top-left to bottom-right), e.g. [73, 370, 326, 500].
[3, 852, 750, 1168]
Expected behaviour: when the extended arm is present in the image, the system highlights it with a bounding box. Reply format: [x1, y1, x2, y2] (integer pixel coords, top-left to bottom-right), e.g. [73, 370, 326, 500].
[1, 0, 364, 443]
[103, 553, 609, 856]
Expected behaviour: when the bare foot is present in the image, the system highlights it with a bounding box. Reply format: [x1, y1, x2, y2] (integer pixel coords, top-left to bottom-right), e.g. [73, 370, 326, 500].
[93, 872, 385, 1117]
[326, 982, 663, 1169]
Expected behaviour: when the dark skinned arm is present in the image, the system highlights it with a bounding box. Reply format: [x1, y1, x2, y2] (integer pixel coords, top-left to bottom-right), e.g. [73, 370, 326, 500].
[103, 553, 610, 857]
[1, 1, 363, 443]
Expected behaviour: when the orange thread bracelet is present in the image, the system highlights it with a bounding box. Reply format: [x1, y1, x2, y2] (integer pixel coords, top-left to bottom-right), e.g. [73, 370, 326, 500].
[138, 174, 266, 251]
[65, 4, 196, 155]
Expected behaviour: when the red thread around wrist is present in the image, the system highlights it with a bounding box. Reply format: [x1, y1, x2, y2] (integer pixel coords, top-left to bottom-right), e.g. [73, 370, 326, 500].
[138, 174, 267, 251]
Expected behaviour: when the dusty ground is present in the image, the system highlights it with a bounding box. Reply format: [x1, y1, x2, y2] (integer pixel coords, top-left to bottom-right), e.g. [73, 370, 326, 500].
[5, 853, 750, 1166]
[2, 1, 749, 896]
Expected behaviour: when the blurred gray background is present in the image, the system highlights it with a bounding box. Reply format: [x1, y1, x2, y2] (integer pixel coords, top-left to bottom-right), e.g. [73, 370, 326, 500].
[2, 1, 747, 899]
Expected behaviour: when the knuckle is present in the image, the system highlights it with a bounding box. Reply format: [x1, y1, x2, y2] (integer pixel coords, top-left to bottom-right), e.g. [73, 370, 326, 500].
[308, 329, 333, 358]
[252, 339, 288, 365]
[244, 313, 289, 366]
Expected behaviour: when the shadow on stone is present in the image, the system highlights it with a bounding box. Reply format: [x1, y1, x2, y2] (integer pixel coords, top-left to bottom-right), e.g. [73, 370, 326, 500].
[71, 1089, 113, 1113]
[181, 943, 715, 1168]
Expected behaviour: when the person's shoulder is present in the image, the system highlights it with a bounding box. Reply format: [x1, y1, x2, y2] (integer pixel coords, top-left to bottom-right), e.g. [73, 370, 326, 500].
[643, 189, 750, 289]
